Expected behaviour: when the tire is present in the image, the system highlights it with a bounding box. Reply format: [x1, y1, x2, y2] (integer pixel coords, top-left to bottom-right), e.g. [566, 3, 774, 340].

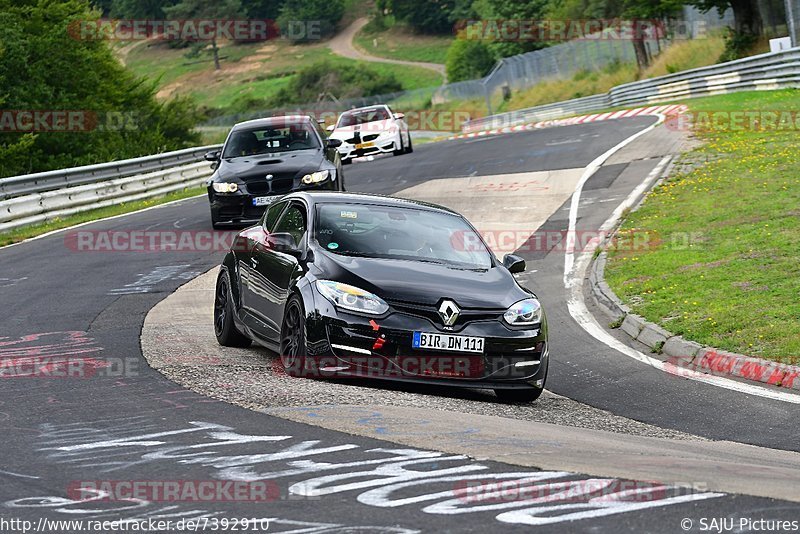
[494, 387, 543, 403]
[214, 270, 251, 348]
[392, 135, 404, 156]
[405, 134, 413, 154]
[279, 295, 308, 377]
[342, 158, 352, 165]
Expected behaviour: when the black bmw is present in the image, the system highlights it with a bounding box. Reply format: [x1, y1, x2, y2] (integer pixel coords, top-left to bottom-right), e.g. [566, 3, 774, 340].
[213, 192, 549, 402]
[205, 116, 344, 229]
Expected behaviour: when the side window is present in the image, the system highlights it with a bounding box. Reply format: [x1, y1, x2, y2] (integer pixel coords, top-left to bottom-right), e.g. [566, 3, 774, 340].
[273, 204, 307, 246]
[263, 201, 287, 232]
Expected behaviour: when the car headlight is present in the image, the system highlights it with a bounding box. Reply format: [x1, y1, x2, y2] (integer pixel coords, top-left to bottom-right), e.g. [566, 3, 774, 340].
[503, 298, 542, 326]
[316, 280, 389, 316]
[302, 170, 330, 185]
[212, 182, 238, 193]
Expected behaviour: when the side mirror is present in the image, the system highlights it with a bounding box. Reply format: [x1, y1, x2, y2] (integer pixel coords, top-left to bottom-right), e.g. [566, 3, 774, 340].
[393, 113, 405, 120]
[326, 124, 336, 132]
[204, 150, 221, 162]
[503, 254, 526, 274]
[267, 232, 302, 256]
[326, 138, 343, 148]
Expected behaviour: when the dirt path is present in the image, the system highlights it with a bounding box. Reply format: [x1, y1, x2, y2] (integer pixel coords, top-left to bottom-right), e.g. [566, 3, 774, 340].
[328, 17, 447, 83]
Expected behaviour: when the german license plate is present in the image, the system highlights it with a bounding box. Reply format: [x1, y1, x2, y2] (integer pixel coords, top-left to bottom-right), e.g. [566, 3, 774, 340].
[355, 142, 375, 149]
[412, 332, 484, 353]
[252, 197, 274, 207]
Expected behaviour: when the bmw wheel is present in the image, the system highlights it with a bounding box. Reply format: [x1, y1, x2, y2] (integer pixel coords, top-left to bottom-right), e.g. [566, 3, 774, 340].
[280, 295, 308, 377]
[214, 270, 251, 347]
[405, 134, 414, 154]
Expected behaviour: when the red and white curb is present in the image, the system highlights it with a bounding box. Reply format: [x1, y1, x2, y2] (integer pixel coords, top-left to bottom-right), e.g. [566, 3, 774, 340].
[451, 104, 689, 141]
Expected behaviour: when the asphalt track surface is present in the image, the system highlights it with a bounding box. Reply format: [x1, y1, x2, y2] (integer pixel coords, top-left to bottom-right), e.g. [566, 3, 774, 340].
[1, 117, 798, 532]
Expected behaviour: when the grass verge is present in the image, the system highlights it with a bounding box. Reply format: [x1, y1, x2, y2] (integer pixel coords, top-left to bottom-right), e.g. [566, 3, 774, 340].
[604, 89, 800, 364]
[0, 186, 206, 248]
[353, 20, 452, 64]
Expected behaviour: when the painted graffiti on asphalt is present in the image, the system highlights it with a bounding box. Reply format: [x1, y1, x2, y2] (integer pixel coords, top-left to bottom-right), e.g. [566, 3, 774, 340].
[1, 416, 724, 528]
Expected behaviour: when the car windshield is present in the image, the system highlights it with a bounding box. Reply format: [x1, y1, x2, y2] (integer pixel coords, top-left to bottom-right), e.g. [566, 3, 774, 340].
[337, 108, 391, 127]
[223, 122, 320, 158]
[314, 203, 493, 270]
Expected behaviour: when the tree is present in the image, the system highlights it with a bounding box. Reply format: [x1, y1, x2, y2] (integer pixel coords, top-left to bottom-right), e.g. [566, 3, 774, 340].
[0, 0, 199, 178]
[445, 39, 496, 82]
[688, 0, 763, 38]
[471, 0, 550, 56]
[620, 0, 682, 70]
[276, 0, 345, 42]
[163, 0, 244, 70]
[388, 0, 457, 34]
[109, 0, 179, 18]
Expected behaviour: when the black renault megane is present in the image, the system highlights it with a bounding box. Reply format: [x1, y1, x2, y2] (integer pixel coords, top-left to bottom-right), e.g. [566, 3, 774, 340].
[213, 192, 549, 402]
[205, 115, 344, 229]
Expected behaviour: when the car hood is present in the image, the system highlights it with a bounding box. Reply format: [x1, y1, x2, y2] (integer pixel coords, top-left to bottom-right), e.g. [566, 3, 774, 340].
[330, 120, 394, 138]
[217, 150, 325, 181]
[312, 249, 530, 309]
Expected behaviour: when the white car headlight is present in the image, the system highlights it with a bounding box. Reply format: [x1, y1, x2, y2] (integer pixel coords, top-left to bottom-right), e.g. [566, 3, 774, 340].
[212, 182, 238, 193]
[316, 280, 389, 316]
[302, 170, 330, 185]
[503, 298, 542, 326]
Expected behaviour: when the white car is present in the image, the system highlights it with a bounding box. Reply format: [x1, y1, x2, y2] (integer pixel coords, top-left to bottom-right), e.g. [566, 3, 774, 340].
[327, 105, 412, 164]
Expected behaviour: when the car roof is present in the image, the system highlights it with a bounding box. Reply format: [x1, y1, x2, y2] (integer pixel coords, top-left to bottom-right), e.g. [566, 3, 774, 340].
[231, 115, 313, 130]
[284, 192, 458, 215]
[342, 105, 389, 114]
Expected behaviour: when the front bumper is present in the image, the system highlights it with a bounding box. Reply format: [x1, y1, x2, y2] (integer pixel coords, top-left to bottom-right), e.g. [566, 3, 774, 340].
[300, 294, 549, 390]
[336, 136, 398, 161]
[209, 180, 337, 226]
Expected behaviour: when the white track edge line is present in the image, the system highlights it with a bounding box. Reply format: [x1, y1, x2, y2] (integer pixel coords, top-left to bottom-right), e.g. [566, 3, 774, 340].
[562, 125, 800, 404]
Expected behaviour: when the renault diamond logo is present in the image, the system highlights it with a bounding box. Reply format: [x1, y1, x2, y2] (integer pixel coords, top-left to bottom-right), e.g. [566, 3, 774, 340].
[438, 300, 460, 326]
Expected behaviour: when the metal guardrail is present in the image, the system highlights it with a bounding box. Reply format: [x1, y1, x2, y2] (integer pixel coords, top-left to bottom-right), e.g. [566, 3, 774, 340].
[0, 144, 222, 201]
[0, 161, 217, 233]
[464, 47, 800, 133]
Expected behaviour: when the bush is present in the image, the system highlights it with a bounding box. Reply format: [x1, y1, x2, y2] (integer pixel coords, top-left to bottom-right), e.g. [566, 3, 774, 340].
[445, 39, 496, 83]
[268, 61, 403, 108]
[277, 0, 345, 42]
[719, 29, 757, 63]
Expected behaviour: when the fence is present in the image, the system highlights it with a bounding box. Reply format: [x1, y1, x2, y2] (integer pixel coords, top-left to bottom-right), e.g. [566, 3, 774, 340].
[463, 46, 800, 132]
[0, 145, 221, 233]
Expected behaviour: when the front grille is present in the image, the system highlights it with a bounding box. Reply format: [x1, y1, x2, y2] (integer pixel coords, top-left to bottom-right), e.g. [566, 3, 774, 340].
[247, 182, 270, 195]
[362, 134, 380, 142]
[242, 174, 295, 195]
[271, 178, 294, 193]
[388, 300, 503, 329]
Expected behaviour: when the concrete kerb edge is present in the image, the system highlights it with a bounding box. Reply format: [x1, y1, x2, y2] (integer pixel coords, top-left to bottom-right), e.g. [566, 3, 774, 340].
[587, 159, 800, 393]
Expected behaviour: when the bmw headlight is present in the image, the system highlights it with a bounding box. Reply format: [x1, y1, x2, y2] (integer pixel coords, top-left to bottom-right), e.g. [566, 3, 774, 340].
[302, 170, 330, 185]
[212, 182, 238, 193]
[503, 298, 542, 326]
[316, 280, 389, 316]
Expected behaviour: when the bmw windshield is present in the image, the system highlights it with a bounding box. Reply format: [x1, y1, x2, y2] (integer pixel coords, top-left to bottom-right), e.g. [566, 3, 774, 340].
[223, 122, 320, 158]
[337, 108, 391, 127]
[314, 203, 493, 270]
